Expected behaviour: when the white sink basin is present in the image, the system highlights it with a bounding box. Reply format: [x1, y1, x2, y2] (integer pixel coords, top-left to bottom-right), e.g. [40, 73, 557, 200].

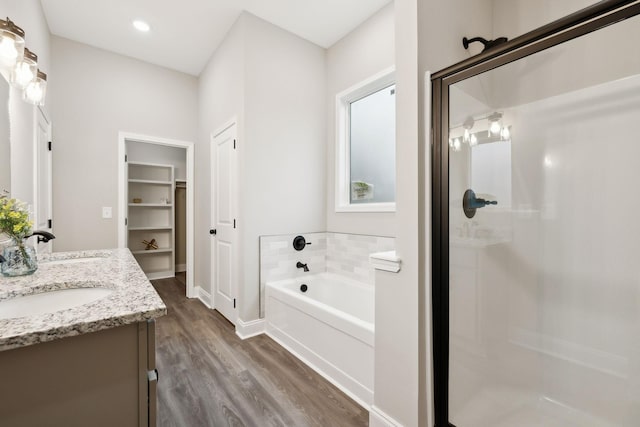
[0, 287, 113, 319]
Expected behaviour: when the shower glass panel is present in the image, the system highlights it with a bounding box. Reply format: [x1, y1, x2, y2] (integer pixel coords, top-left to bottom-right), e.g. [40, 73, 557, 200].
[448, 12, 640, 427]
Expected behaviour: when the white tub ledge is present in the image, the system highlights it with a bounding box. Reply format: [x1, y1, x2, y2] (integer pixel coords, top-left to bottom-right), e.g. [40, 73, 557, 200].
[369, 251, 401, 273]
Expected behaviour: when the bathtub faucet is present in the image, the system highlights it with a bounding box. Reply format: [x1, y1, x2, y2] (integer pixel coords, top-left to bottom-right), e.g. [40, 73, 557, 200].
[296, 261, 309, 272]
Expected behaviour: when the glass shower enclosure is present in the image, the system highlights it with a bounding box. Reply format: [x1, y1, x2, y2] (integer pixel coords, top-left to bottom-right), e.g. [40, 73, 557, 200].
[431, 2, 640, 426]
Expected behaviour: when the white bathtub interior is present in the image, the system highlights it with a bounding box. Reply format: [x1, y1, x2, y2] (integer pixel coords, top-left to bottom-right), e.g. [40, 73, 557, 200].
[259, 232, 394, 317]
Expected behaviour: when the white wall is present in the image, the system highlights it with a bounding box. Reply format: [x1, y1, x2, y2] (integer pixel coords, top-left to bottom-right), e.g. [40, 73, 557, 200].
[2, 0, 51, 207]
[126, 142, 187, 181]
[372, 0, 494, 426]
[197, 14, 245, 301]
[326, 3, 395, 237]
[492, 0, 597, 40]
[198, 13, 326, 320]
[50, 37, 197, 252]
[491, 0, 640, 109]
[242, 13, 326, 320]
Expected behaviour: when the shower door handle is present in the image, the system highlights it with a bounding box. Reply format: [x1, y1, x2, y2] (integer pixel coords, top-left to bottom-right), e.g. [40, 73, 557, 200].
[463, 189, 497, 218]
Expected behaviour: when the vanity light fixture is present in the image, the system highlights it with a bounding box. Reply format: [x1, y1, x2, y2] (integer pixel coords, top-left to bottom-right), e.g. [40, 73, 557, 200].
[449, 111, 512, 150]
[133, 20, 150, 32]
[0, 17, 48, 106]
[23, 69, 46, 106]
[10, 47, 37, 89]
[0, 17, 25, 69]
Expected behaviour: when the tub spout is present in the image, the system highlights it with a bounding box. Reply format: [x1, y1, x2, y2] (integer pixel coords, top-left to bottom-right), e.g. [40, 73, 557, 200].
[296, 261, 309, 272]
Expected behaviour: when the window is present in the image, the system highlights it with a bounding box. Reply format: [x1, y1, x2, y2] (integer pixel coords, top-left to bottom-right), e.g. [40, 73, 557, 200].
[336, 67, 396, 212]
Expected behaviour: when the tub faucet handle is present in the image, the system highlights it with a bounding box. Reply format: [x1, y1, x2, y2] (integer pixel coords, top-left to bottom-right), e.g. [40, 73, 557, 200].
[296, 261, 309, 272]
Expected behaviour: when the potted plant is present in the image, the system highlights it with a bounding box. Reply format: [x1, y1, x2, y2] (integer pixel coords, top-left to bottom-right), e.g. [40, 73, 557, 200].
[0, 197, 37, 276]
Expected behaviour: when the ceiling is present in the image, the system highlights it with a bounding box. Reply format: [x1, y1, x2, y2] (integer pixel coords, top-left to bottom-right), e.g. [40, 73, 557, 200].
[40, 0, 392, 76]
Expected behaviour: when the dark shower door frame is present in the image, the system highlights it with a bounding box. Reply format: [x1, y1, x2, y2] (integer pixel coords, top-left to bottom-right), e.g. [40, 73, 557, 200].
[430, 1, 640, 426]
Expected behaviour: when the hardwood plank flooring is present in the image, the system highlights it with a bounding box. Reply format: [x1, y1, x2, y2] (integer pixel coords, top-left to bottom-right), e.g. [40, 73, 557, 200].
[151, 276, 369, 427]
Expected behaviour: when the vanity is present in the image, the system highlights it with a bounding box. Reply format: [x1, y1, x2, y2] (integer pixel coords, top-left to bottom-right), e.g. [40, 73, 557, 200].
[0, 248, 166, 427]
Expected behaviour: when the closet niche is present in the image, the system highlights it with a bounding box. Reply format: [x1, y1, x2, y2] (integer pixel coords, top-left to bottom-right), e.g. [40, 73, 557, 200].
[125, 141, 187, 279]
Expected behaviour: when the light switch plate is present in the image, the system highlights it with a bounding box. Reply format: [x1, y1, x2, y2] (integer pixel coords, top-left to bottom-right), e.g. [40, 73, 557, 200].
[102, 207, 112, 219]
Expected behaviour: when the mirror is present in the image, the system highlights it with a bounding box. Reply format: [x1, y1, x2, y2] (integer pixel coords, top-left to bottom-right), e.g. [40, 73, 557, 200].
[0, 75, 9, 197]
[471, 138, 512, 209]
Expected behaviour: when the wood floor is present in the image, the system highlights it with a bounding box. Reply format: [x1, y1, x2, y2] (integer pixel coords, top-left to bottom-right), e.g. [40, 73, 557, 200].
[151, 275, 369, 427]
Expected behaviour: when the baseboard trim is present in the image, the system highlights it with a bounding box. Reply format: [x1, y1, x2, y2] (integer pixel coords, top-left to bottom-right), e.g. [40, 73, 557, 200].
[196, 287, 213, 309]
[236, 318, 266, 340]
[369, 405, 404, 427]
[175, 263, 186, 273]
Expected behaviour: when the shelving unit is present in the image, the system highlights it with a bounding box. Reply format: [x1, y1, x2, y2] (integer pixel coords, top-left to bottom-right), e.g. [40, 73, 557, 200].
[127, 161, 175, 280]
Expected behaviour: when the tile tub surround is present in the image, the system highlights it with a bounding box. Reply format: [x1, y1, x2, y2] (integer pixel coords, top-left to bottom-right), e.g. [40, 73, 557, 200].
[325, 232, 395, 284]
[0, 248, 166, 351]
[259, 232, 394, 316]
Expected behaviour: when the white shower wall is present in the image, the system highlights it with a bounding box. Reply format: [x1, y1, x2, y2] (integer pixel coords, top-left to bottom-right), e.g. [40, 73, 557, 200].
[450, 72, 640, 426]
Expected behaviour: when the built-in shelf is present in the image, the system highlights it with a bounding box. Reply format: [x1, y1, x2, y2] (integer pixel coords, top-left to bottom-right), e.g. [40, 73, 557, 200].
[127, 161, 176, 281]
[127, 161, 176, 280]
[128, 226, 172, 231]
[128, 179, 172, 185]
[128, 203, 173, 207]
[131, 248, 173, 255]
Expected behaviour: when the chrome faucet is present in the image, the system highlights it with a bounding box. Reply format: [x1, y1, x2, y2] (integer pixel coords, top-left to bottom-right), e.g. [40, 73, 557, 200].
[296, 261, 309, 272]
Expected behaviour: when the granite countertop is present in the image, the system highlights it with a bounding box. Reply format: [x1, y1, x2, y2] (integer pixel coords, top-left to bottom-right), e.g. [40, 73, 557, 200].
[0, 248, 166, 351]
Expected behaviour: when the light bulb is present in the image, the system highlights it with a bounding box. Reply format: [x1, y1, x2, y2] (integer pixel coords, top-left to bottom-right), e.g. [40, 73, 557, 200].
[469, 134, 478, 146]
[490, 120, 501, 135]
[501, 126, 511, 140]
[453, 138, 461, 151]
[14, 62, 33, 83]
[133, 20, 150, 32]
[448, 138, 454, 148]
[24, 82, 42, 103]
[0, 18, 25, 68]
[23, 69, 47, 106]
[0, 37, 17, 60]
[11, 48, 37, 89]
[463, 128, 470, 142]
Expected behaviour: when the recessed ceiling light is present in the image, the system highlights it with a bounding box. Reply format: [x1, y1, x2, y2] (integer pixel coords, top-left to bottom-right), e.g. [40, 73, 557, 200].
[133, 20, 150, 32]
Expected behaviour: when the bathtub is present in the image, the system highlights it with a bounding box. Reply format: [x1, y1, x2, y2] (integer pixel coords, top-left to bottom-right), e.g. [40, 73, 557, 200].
[265, 273, 374, 408]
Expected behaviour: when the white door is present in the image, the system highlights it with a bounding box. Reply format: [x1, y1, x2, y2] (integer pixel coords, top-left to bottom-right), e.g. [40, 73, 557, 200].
[211, 122, 238, 323]
[35, 108, 52, 253]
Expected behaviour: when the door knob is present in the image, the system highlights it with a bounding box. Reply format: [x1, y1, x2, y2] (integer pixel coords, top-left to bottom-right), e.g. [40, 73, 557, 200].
[209, 229, 217, 235]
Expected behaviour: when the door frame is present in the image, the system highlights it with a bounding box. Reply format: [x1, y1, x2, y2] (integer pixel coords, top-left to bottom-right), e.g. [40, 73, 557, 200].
[117, 132, 196, 298]
[209, 117, 239, 315]
[430, 2, 640, 425]
[32, 106, 52, 253]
